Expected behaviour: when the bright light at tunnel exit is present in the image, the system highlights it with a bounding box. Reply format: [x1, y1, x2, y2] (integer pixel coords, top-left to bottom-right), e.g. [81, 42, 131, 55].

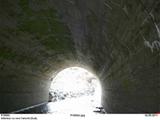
[49, 67, 102, 113]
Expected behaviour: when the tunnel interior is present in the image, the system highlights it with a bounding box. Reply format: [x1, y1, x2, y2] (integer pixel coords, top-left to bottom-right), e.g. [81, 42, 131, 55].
[0, 0, 159, 113]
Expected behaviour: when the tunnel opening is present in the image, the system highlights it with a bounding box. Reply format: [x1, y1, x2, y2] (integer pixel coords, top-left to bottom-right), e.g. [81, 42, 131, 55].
[47, 67, 104, 114]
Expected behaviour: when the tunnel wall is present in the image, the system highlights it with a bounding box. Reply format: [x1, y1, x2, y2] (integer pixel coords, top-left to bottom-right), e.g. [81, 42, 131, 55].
[0, 0, 76, 112]
[53, 0, 160, 113]
[0, 0, 160, 113]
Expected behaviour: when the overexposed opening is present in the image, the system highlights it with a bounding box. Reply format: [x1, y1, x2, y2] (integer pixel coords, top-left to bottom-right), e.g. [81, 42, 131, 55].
[48, 67, 102, 113]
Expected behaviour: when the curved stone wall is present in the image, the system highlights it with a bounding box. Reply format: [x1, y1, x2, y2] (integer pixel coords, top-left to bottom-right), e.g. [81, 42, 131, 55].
[0, 0, 159, 113]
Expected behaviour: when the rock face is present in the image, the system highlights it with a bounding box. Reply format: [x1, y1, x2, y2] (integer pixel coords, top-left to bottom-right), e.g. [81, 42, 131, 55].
[0, 0, 159, 113]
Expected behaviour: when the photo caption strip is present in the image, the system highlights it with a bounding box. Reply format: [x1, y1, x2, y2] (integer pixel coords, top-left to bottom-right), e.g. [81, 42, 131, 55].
[1, 113, 160, 120]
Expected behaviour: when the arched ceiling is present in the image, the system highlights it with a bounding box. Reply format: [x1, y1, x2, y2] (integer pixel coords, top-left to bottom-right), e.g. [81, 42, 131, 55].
[0, 0, 159, 113]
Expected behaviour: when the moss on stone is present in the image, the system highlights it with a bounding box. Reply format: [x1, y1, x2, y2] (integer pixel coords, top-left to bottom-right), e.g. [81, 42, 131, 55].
[18, 1, 74, 52]
[0, 50, 16, 60]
